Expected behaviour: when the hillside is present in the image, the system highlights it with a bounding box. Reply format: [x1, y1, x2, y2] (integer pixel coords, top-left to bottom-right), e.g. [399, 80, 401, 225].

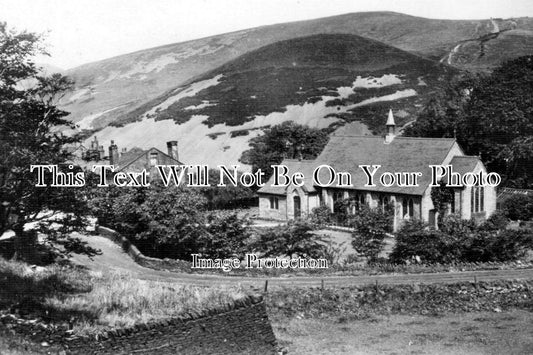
[87, 34, 457, 168]
[60, 12, 533, 129]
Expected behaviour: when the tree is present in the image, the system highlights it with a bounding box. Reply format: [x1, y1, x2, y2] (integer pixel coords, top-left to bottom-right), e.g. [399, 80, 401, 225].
[405, 56, 533, 188]
[199, 168, 256, 209]
[132, 185, 207, 260]
[240, 121, 329, 182]
[202, 212, 252, 259]
[0, 23, 95, 261]
[349, 206, 393, 262]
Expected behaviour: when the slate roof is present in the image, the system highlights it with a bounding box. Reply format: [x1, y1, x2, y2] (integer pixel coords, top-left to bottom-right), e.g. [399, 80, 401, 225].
[117, 147, 182, 171]
[258, 159, 318, 195]
[312, 135, 460, 195]
[448, 156, 481, 176]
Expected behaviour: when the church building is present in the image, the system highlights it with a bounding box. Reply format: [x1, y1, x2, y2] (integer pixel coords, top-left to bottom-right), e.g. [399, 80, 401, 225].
[257, 110, 497, 230]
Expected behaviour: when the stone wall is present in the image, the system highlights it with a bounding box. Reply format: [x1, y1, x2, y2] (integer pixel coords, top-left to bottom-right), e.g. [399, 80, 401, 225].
[97, 226, 191, 271]
[63, 296, 277, 354]
[90, 227, 278, 354]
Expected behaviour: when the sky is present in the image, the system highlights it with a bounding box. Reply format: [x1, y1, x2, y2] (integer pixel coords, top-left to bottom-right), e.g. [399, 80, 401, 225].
[2, 0, 533, 69]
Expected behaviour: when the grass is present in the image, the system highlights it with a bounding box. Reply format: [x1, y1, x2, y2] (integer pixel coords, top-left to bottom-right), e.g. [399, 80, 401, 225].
[266, 280, 533, 353]
[271, 310, 533, 354]
[0, 329, 58, 355]
[0, 257, 248, 336]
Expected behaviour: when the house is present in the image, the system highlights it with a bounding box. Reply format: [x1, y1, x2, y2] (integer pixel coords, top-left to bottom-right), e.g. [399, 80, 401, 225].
[69, 137, 183, 179]
[257, 110, 497, 230]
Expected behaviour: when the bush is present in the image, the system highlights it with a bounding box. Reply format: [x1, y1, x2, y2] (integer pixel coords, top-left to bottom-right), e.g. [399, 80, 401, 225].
[349, 207, 393, 262]
[250, 219, 329, 259]
[391, 217, 533, 264]
[310, 205, 333, 226]
[480, 210, 510, 231]
[501, 194, 533, 221]
[201, 213, 252, 259]
[390, 221, 457, 264]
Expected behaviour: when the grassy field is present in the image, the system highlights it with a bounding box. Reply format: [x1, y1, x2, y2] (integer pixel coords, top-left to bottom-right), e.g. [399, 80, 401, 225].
[266, 281, 533, 354]
[0, 258, 247, 336]
[272, 310, 533, 354]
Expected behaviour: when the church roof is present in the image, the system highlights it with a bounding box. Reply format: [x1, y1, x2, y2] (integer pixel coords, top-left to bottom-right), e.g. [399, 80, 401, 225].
[258, 159, 318, 195]
[312, 135, 460, 195]
[448, 156, 482, 176]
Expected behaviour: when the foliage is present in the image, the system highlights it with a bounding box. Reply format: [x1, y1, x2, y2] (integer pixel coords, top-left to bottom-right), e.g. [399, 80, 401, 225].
[199, 168, 256, 209]
[202, 212, 252, 259]
[480, 210, 510, 231]
[430, 180, 455, 226]
[349, 206, 393, 262]
[134, 186, 206, 260]
[391, 216, 533, 264]
[405, 56, 533, 188]
[240, 121, 329, 182]
[250, 219, 329, 259]
[88, 183, 254, 261]
[0, 23, 96, 261]
[310, 205, 334, 226]
[500, 194, 533, 221]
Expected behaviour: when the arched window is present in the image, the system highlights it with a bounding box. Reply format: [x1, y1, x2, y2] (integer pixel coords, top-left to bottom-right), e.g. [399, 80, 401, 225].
[349, 191, 366, 213]
[471, 186, 485, 213]
[379, 195, 390, 213]
[402, 198, 415, 218]
[450, 192, 455, 214]
[479, 186, 484, 212]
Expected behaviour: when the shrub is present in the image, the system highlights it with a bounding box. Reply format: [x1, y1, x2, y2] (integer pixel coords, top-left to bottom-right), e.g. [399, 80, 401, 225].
[391, 217, 533, 264]
[349, 207, 393, 262]
[310, 205, 333, 226]
[250, 219, 329, 259]
[480, 210, 510, 231]
[201, 213, 252, 259]
[390, 221, 457, 264]
[501, 194, 533, 221]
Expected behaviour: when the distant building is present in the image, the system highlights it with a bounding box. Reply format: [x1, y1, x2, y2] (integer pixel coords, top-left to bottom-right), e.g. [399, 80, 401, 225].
[69, 137, 183, 179]
[257, 110, 497, 230]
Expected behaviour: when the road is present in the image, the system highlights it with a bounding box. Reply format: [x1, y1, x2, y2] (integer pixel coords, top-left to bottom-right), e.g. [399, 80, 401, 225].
[71, 233, 533, 288]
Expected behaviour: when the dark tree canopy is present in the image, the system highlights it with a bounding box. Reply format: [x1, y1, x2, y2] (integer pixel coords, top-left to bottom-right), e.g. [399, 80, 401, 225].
[405, 56, 533, 188]
[240, 121, 329, 182]
[0, 23, 95, 260]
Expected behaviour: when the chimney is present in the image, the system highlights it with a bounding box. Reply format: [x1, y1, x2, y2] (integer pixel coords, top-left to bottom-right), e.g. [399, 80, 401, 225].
[385, 109, 396, 144]
[91, 136, 99, 150]
[98, 145, 104, 161]
[121, 147, 127, 156]
[166, 141, 178, 161]
[109, 140, 119, 166]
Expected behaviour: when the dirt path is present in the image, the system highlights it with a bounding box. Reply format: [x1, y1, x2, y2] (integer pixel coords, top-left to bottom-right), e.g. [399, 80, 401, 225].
[71, 234, 533, 288]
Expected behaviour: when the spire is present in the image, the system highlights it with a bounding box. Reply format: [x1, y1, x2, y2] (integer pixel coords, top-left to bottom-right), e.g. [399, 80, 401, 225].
[385, 109, 396, 144]
[386, 109, 395, 126]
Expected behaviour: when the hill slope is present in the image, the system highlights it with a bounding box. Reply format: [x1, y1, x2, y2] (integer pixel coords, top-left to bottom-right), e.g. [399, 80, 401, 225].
[61, 12, 533, 129]
[87, 34, 457, 168]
